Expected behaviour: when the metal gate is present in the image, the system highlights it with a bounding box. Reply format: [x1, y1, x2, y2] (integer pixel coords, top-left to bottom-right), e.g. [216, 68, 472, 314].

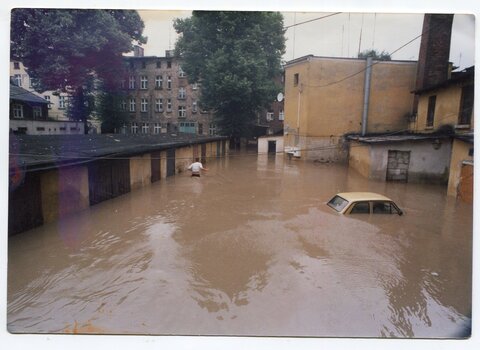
[8, 172, 43, 235]
[386, 150, 410, 182]
[88, 159, 131, 205]
[166, 148, 176, 177]
[151, 151, 161, 183]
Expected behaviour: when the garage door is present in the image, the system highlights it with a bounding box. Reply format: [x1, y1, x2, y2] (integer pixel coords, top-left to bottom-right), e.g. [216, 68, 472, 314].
[386, 150, 410, 182]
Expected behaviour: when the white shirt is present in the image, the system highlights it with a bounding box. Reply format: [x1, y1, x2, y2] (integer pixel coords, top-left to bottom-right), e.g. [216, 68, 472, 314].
[188, 162, 204, 173]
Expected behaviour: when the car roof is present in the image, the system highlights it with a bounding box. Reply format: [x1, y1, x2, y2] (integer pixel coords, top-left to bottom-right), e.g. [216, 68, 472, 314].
[335, 192, 393, 202]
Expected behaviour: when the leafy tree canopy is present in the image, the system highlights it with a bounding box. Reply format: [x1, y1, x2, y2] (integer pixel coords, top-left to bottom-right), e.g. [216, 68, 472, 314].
[11, 9, 146, 93]
[174, 11, 285, 138]
[358, 49, 391, 61]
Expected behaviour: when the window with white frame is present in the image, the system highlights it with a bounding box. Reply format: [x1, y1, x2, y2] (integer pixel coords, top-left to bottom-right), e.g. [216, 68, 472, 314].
[155, 98, 163, 112]
[141, 98, 148, 112]
[178, 66, 186, 77]
[33, 106, 42, 119]
[131, 122, 138, 134]
[13, 74, 22, 87]
[279, 109, 284, 121]
[209, 123, 216, 135]
[155, 75, 163, 88]
[192, 101, 197, 113]
[120, 99, 127, 111]
[129, 76, 136, 89]
[13, 62, 20, 69]
[44, 95, 51, 109]
[167, 98, 172, 111]
[266, 111, 274, 121]
[129, 98, 136, 112]
[141, 123, 149, 134]
[59, 96, 66, 109]
[12, 104, 23, 118]
[140, 76, 148, 89]
[178, 87, 186, 99]
[154, 122, 161, 134]
[167, 76, 172, 89]
[178, 106, 186, 118]
[192, 83, 198, 90]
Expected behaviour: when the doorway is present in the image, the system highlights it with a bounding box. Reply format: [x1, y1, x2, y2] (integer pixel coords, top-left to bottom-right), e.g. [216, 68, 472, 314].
[386, 150, 410, 182]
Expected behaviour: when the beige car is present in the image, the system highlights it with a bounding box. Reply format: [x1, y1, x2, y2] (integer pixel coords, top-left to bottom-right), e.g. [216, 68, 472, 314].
[327, 192, 403, 215]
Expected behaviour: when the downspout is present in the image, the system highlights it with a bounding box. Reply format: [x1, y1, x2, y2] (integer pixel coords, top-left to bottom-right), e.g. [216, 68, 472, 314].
[361, 56, 373, 136]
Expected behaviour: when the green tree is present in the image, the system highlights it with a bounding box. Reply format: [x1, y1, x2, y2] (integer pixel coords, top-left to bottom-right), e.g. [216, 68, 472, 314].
[358, 49, 391, 61]
[174, 11, 285, 143]
[10, 9, 146, 132]
[96, 86, 130, 133]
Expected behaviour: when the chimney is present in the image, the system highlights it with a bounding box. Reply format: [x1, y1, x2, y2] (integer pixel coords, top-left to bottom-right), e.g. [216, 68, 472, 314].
[415, 14, 454, 90]
[134, 45, 144, 57]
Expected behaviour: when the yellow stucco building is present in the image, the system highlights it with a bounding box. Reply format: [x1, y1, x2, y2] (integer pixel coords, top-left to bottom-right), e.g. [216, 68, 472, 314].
[283, 56, 417, 162]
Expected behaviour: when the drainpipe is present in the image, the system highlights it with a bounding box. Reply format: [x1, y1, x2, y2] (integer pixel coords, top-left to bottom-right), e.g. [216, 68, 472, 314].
[361, 56, 373, 136]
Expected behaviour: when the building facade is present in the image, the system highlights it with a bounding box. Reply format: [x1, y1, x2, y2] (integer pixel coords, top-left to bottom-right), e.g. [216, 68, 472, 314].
[283, 55, 417, 162]
[121, 50, 215, 136]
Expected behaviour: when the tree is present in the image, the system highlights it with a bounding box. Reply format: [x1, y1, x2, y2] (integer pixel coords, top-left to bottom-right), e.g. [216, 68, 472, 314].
[10, 9, 146, 131]
[358, 49, 392, 61]
[174, 11, 285, 143]
[96, 85, 130, 133]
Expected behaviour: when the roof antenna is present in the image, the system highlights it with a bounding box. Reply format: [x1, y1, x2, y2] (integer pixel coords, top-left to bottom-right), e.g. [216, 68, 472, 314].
[358, 13, 364, 57]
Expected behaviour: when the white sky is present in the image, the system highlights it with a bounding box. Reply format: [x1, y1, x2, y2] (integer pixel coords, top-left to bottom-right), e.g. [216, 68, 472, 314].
[138, 10, 475, 70]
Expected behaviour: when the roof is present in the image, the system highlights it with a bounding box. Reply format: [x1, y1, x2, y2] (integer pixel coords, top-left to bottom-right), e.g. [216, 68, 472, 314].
[347, 133, 451, 144]
[336, 192, 393, 202]
[9, 133, 228, 172]
[413, 66, 474, 94]
[10, 84, 48, 105]
[284, 55, 416, 68]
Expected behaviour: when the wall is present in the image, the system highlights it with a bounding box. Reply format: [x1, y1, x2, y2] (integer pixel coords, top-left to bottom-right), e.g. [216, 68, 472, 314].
[130, 154, 152, 190]
[348, 141, 372, 178]
[175, 145, 194, 174]
[258, 136, 284, 154]
[40, 166, 90, 223]
[10, 120, 85, 135]
[447, 139, 473, 196]
[367, 139, 452, 184]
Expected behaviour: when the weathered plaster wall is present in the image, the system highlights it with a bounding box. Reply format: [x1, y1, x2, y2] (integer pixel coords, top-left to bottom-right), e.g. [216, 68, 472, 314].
[258, 136, 284, 154]
[447, 139, 473, 196]
[130, 154, 152, 190]
[348, 141, 371, 178]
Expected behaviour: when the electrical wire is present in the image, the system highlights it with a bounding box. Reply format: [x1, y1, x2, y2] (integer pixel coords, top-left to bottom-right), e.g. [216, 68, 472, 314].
[283, 13, 341, 30]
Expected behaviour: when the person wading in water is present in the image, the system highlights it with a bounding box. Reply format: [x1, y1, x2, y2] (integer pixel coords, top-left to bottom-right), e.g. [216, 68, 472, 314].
[188, 158, 207, 177]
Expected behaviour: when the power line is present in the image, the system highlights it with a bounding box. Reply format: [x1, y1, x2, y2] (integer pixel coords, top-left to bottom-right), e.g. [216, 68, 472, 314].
[284, 12, 342, 30]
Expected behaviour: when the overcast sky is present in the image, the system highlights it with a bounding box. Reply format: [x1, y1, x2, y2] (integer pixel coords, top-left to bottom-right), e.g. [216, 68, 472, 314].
[138, 10, 474, 70]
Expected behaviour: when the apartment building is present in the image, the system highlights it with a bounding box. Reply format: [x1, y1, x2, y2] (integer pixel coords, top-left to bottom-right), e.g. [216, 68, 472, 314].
[121, 50, 215, 136]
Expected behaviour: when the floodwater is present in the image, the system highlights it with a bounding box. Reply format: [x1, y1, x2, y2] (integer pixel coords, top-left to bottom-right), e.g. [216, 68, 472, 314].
[8, 153, 473, 338]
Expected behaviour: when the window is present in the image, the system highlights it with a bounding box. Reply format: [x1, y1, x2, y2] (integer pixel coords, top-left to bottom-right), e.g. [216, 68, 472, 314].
[141, 98, 148, 112]
[129, 98, 136, 112]
[141, 123, 149, 134]
[154, 123, 161, 134]
[140, 76, 148, 89]
[167, 98, 172, 111]
[327, 195, 349, 212]
[294, 73, 299, 87]
[12, 104, 23, 118]
[131, 122, 138, 134]
[120, 99, 127, 111]
[120, 79, 126, 89]
[13, 62, 20, 69]
[44, 95, 51, 109]
[129, 76, 136, 89]
[178, 87, 186, 99]
[155, 98, 163, 112]
[192, 83, 198, 90]
[192, 101, 197, 113]
[13, 74, 22, 87]
[155, 75, 163, 89]
[167, 61, 172, 68]
[178, 105, 186, 118]
[36, 127, 45, 131]
[458, 85, 474, 125]
[59, 96, 66, 109]
[178, 66, 186, 77]
[279, 109, 285, 121]
[372, 202, 400, 214]
[33, 106, 42, 119]
[350, 202, 370, 214]
[266, 112, 274, 121]
[426, 95, 436, 127]
[156, 61, 161, 68]
[209, 123, 216, 135]
[167, 76, 172, 89]
[141, 61, 146, 69]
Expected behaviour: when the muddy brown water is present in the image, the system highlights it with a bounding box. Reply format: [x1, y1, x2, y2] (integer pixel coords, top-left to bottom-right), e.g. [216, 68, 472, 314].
[8, 153, 472, 337]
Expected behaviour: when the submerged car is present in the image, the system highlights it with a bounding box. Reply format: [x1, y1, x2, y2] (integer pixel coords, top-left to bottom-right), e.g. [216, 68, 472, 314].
[327, 192, 403, 215]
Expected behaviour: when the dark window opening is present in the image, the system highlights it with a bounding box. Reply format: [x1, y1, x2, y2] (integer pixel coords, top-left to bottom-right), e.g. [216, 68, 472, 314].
[294, 73, 299, 87]
[350, 202, 370, 214]
[469, 148, 474, 157]
[156, 61, 161, 68]
[167, 61, 172, 68]
[458, 85, 474, 125]
[426, 95, 436, 127]
[14, 62, 20, 69]
[141, 61, 146, 69]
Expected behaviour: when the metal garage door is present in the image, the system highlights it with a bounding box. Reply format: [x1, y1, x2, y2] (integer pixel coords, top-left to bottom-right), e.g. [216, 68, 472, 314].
[88, 159, 131, 205]
[386, 150, 410, 182]
[166, 148, 176, 177]
[151, 151, 161, 183]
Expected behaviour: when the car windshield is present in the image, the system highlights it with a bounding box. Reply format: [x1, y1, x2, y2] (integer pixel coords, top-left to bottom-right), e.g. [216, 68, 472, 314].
[327, 195, 349, 212]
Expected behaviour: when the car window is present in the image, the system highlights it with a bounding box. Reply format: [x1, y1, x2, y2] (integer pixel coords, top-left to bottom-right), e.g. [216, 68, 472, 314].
[372, 201, 392, 214]
[350, 201, 370, 214]
[327, 195, 349, 212]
